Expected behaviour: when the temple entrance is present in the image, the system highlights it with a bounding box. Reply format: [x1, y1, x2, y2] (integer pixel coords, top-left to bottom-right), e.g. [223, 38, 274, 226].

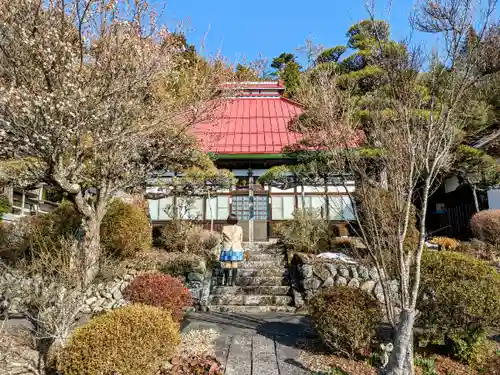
[231, 192, 269, 242]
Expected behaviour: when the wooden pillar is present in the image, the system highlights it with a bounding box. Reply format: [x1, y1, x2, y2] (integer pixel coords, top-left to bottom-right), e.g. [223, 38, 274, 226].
[20, 190, 26, 216]
[4, 185, 14, 208]
[248, 168, 254, 245]
[324, 177, 329, 220]
[172, 173, 178, 219]
[293, 175, 298, 211]
[267, 184, 272, 241]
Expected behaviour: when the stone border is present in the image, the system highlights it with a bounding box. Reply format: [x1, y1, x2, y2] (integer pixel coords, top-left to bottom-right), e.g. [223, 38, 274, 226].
[289, 253, 399, 311]
[1, 260, 208, 316]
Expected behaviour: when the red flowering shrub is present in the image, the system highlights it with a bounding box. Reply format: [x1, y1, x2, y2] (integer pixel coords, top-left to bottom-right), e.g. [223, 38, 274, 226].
[123, 272, 192, 321]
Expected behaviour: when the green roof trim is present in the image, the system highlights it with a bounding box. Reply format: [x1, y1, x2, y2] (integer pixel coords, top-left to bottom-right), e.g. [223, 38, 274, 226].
[209, 153, 297, 160]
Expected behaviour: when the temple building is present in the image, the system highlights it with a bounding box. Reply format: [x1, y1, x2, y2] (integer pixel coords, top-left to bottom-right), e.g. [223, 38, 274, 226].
[147, 81, 355, 241]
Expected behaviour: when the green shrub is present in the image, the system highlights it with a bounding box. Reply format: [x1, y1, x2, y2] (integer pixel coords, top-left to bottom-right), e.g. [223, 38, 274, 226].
[5, 199, 151, 262]
[23, 201, 81, 256]
[56, 304, 180, 375]
[476, 341, 500, 375]
[308, 286, 382, 358]
[444, 329, 490, 365]
[0, 194, 10, 219]
[414, 356, 439, 375]
[160, 220, 197, 252]
[159, 220, 220, 258]
[100, 199, 152, 258]
[419, 250, 500, 364]
[471, 209, 500, 245]
[158, 252, 205, 277]
[275, 209, 331, 254]
[123, 272, 192, 322]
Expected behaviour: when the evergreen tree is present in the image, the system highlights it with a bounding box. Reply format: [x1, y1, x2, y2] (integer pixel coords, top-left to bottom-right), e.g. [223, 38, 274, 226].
[235, 64, 260, 81]
[270, 52, 302, 97]
[282, 61, 301, 98]
[315, 45, 347, 65]
[270, 52, 297, 72]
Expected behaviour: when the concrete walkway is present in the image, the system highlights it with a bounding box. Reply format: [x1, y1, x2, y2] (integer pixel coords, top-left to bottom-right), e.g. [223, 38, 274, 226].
[182, 312, 316, 375]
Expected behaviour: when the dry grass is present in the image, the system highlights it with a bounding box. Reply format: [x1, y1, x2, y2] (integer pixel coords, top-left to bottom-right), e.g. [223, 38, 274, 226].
[297, 339, 376, 375]
[176, 329, 219, 358]
[299, 339, 500, 375]
[434, 355, 477, 375]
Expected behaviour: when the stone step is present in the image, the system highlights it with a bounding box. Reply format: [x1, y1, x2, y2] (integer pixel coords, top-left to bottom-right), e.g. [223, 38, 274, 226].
[206, 305, 296, 313]
[240, 260, 284, 269]
[242, 243, 279, 254]
[246, 253, 282, 261]
[236, 276, 288, 287]
[208, 294, 293, 306]
[211, 286, 291, 296]
[238, 268, 287, 277]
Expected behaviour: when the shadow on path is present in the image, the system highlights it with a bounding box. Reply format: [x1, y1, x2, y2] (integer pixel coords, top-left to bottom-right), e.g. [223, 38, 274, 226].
[184, 312, 316, 348]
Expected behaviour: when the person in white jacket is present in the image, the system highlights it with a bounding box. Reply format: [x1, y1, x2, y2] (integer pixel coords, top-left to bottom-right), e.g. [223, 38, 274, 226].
[220, 214, 244, 286]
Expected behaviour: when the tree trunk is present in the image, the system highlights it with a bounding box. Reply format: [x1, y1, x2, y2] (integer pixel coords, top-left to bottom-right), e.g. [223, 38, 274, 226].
[379, 166, 389, 189]
[80, 214, 102, 285]
[472, 185, 480, 213]
[384, 309, 416, 375]
[208, 191, 214, 231]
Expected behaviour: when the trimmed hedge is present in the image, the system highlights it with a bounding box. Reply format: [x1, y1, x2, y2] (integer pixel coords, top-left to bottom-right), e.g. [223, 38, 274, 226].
[471, 209, 500, 245]
[56, 305, 180, 375]
[419, 250, 500, 364]
[308, 286, 382, 358]
[123, 272, 193, 322]
[101, 199, 152, 258]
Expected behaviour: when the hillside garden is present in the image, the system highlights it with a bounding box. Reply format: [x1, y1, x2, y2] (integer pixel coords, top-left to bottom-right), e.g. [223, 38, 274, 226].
[0, 0, 500, 375]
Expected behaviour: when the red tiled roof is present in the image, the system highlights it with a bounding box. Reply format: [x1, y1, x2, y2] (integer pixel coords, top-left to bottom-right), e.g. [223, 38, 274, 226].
[194, 96, 303, 155]
[221, 81, 285, 90]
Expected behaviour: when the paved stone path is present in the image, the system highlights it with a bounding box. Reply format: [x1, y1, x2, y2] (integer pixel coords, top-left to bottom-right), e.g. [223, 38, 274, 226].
[182, 312, 316, 375]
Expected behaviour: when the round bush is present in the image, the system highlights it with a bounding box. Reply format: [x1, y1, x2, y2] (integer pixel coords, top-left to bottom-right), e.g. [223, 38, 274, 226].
[56, 305, 180, 375]
[123, 272, 192, 322]
[308, 286, 382, 358]
[419, 250, 500, 363]
[471, 209, 500, 245]
[101, 199, 152, 258]
[23, 201, 81, 256]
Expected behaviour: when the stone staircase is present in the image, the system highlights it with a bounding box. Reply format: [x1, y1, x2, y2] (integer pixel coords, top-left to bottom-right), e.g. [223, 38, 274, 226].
[206, 242, 295, 313]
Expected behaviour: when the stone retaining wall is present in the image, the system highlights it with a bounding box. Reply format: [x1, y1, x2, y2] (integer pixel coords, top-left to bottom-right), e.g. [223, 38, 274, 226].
[290, 253, 399, 310]
[0, 263, 207, 316]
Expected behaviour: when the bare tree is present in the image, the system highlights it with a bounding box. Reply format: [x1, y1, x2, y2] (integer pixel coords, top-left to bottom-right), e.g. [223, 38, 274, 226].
[296, 37, 325, 69]
[293, 1, 498, 374]
[1, 235, 96, 373]
[0, 0, 231, 283]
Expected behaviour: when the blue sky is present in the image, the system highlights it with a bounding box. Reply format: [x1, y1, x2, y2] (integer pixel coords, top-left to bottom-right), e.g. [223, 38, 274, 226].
[160, 0, 441, 68]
